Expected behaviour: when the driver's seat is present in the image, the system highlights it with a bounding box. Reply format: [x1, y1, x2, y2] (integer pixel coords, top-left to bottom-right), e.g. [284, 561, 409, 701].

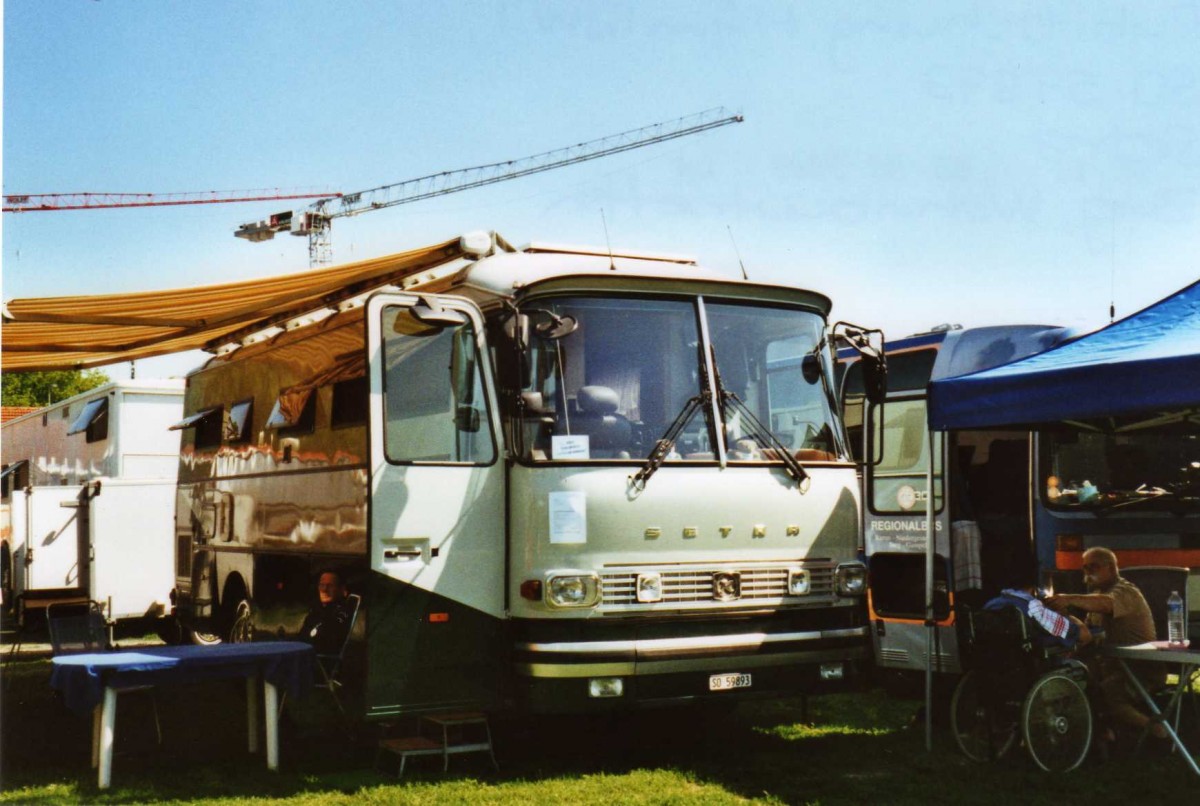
[572, 386, 631, 458]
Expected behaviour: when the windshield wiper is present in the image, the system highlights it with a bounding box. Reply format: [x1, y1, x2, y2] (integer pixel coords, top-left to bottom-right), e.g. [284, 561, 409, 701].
[1096, 484, 1172, 513]
[630, 341, 724, 491]
[630, 347, 811, 493]
[710, 347, 809, 489]
[628, 392, 709, 492]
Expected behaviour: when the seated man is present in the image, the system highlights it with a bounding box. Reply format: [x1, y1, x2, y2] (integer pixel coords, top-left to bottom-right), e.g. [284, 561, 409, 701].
[299, 569, 356, 656]
[1046, 547, 1167, 743]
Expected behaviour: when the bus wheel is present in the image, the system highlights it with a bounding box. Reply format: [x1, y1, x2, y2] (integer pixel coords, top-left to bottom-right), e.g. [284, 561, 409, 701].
[187, 618, 225, 647]
[154, 616, 185, 645]
[188, 625, 224, 645]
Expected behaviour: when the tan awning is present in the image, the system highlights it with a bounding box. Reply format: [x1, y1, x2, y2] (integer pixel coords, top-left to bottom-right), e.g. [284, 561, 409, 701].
[1, 237, 467, 372]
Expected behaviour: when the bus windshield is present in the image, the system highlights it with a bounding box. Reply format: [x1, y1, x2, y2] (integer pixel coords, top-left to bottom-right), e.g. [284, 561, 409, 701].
[516, 296, 840, 463]
[1042, 412, 1200, 512]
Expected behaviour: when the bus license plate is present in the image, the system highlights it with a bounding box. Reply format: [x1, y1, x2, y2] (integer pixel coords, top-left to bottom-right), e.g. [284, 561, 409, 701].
[709, 673, 752, 691]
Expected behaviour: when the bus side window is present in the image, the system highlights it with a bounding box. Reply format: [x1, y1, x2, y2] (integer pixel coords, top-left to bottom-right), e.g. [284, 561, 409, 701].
[382, 308, 495, 465]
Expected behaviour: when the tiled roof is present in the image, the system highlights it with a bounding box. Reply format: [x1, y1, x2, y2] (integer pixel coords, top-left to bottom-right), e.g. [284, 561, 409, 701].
[1, 406, 42, 424]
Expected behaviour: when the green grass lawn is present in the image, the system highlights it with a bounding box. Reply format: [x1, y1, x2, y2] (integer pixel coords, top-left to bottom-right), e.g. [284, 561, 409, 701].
[1, 657, 1196, 805]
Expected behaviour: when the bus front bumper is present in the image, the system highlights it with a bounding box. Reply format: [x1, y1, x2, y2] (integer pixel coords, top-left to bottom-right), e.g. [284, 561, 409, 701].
[512, 626, 870, 712]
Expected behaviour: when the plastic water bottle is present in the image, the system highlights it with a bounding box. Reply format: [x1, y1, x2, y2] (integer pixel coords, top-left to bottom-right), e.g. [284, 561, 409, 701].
[1167, 590, 1185, 646]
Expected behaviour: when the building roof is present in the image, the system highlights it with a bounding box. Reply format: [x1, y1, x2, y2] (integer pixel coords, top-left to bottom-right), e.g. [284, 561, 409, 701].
[1, 406, 42, 424]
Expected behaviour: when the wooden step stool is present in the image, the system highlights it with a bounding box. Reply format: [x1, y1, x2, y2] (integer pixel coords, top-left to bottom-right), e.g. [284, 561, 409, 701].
[376, 711, 498, 777]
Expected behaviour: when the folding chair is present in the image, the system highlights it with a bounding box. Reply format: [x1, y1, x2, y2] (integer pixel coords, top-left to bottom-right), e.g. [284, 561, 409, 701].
[1119, 566, 1189, 642]
[6, 590, 92, 665]
[47, 602, 162, 745]
[315, 593, 362, 716]
[1119, 566, 1195, 741]
[46, 601, 110, 654]
[279, 592, 362, 717]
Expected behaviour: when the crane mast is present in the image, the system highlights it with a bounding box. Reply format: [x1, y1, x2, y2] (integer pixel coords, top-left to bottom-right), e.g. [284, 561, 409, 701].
[236, 107, 743, 265]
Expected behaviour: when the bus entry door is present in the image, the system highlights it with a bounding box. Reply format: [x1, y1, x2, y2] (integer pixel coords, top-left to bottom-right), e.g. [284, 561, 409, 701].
[365, 292, 506, 717]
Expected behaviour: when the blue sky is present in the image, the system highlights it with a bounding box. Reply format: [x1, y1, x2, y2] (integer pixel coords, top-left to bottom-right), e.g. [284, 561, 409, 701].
[4, 1, 1198, 380]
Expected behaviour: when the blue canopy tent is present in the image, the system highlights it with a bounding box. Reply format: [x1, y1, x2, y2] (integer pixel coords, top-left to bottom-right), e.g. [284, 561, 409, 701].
[928, 279, 1200, 430]
[916, 278, 1200, 751]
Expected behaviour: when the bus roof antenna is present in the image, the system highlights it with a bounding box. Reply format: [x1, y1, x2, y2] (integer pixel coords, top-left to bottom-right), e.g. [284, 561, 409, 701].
[601, 208, 617, 271]
[1109, 205, 1117, 323]
[727, 225, 749, 280]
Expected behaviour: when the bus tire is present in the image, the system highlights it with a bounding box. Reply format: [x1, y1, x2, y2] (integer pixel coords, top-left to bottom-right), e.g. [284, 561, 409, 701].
[188, 623, 224, 646]
[154, 616, 185, 645]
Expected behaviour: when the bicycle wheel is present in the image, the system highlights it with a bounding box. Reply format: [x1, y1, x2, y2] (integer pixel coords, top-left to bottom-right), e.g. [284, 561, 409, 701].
[1021, 672, 1092, 772]
[951, 670, 1017, 761]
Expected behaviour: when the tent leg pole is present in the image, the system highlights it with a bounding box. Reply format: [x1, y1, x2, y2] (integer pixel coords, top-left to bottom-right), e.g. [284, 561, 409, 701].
[925, 427, 936, 752]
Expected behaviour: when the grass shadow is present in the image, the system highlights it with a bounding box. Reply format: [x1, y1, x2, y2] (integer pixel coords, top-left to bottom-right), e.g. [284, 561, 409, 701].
[2, 658, 1198, 805]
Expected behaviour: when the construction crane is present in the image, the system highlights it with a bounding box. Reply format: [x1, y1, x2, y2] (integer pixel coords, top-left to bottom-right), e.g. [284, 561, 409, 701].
[234, 107, 743, 266]
[2, 188, 339, 213]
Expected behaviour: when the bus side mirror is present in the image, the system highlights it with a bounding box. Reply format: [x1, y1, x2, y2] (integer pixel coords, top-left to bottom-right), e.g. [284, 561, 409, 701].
[861, 353, 888, 406]
[864, 397, 882, 468]
[455, 405, 481, 433]
[450, 329, 477, 407]
[503, 313, 532, 386]
[504, 313, 531, 351]
[801, 354, 822, 385]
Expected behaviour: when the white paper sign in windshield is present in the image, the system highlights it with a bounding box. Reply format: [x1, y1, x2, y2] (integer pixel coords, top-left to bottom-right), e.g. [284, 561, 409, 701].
[551, 435, 590, 460]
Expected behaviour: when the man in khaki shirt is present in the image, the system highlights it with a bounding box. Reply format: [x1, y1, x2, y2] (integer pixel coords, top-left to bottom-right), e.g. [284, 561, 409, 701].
[1046, 547, 1166, 742]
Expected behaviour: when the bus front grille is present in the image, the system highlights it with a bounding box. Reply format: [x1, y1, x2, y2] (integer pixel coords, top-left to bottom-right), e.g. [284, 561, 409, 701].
[598, 562, 835, 610]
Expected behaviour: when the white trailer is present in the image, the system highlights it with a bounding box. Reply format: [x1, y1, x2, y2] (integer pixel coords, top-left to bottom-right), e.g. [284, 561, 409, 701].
[1, 379, 184, 625]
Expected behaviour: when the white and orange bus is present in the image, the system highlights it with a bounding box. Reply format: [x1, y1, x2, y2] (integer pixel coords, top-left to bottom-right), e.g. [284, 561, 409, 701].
[841, 324, 1200, 685]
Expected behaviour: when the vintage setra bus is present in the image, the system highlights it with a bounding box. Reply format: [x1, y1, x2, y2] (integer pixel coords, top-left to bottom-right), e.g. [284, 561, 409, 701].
[170, 232, 883, 717]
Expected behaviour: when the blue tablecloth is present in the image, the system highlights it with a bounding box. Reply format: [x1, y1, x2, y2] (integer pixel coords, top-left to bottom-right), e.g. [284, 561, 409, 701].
[50, 642, 314, 715]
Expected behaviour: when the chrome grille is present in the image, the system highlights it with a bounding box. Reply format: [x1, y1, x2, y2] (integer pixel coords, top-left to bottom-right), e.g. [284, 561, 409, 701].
[599, 562, 836, 610]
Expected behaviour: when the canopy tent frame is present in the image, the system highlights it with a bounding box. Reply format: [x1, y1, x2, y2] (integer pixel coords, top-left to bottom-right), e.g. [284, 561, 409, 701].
[918, 278, 1200, 750]
[928, 279, 1200, 430]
